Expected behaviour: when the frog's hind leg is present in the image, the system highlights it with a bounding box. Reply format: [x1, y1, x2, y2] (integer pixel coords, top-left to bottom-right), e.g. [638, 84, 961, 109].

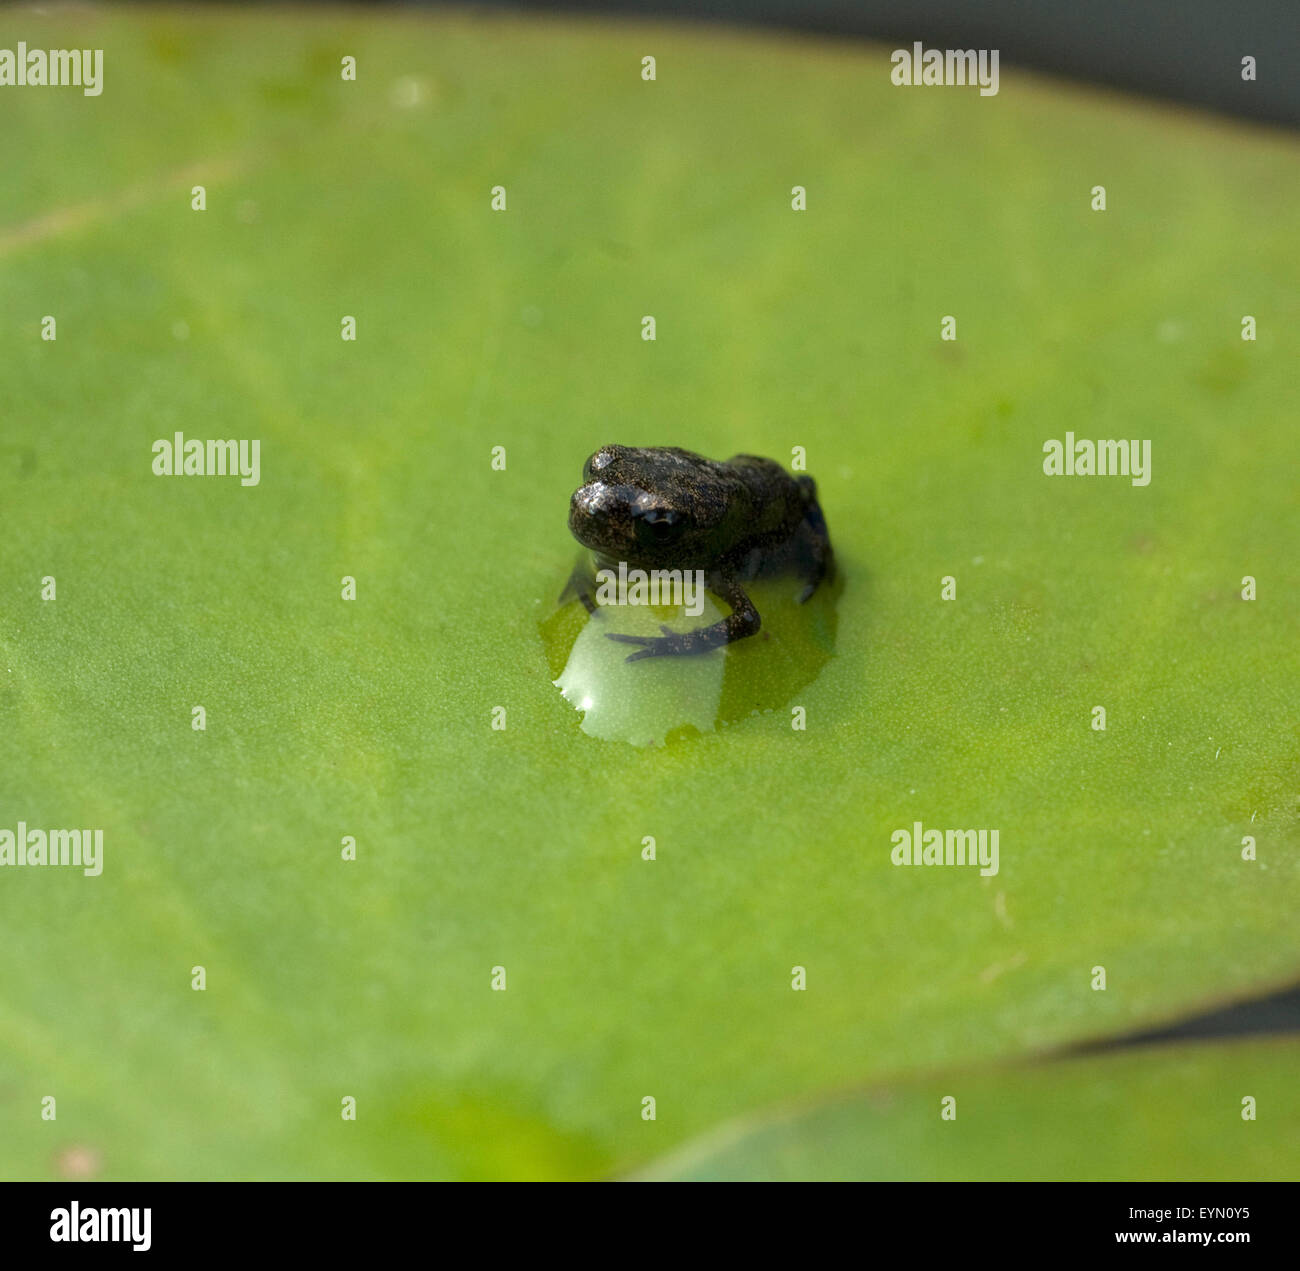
[794, 479, 835, 604]
[559, 558, 599, 615]
[607, 576, 761, 662]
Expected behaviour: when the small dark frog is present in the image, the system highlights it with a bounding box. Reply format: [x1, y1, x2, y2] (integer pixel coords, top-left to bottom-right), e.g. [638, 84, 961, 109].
[563, 444, 834, 661]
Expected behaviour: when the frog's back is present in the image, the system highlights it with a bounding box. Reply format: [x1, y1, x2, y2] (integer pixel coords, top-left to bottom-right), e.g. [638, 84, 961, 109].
[724, 452, 791, 479]
[712, 453, 805, 548]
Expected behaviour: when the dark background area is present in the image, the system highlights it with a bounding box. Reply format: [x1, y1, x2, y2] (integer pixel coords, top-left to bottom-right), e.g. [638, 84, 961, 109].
[378, 0, 1300, 125]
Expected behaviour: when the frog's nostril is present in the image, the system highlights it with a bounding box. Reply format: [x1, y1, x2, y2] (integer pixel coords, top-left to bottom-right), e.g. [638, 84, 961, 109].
[573, 483, 610, 516]
[570, 488, 598, 528]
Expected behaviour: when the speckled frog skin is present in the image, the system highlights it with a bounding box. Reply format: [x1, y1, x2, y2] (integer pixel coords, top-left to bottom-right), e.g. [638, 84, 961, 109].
[564, 444, 834, 661]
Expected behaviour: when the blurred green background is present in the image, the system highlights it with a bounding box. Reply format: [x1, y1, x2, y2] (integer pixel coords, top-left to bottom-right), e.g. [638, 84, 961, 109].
[0, 5, 1297, 1179]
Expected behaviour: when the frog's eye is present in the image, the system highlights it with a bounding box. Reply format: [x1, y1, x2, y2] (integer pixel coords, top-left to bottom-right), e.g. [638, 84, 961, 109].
[634, 507, 684, 545]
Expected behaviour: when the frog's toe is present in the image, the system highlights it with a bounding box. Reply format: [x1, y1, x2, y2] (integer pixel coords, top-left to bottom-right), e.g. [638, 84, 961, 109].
[605, 631, 654, 651]
[605, 630, 674, 662]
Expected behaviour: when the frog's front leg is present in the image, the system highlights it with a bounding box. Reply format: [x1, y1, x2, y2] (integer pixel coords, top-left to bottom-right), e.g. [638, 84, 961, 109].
[559, 557, 599, 615]
[606, 576, 761, 662]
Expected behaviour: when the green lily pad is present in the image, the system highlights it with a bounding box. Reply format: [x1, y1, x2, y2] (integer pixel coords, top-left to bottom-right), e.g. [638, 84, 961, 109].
[637, 1039, 1300, 1180]
[0, 8, 1297, 1180]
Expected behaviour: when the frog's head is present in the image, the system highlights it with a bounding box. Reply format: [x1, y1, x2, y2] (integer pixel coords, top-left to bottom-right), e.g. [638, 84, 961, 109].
[568, 444, 735, 568]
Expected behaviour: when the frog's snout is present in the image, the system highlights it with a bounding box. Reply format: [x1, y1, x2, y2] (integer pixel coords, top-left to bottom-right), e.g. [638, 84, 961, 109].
[568, 484, 603, 543]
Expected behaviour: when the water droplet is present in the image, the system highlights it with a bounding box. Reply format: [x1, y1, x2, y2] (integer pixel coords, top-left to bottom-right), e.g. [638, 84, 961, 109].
[540, 572, 840, 747]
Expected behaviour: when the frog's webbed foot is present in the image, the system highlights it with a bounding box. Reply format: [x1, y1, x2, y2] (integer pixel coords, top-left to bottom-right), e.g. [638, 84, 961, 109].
[794, 482, 835, 604]
[606, 625, 689, 662]
[606, 578, 761, 662]
[559, 558, 599, 615]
